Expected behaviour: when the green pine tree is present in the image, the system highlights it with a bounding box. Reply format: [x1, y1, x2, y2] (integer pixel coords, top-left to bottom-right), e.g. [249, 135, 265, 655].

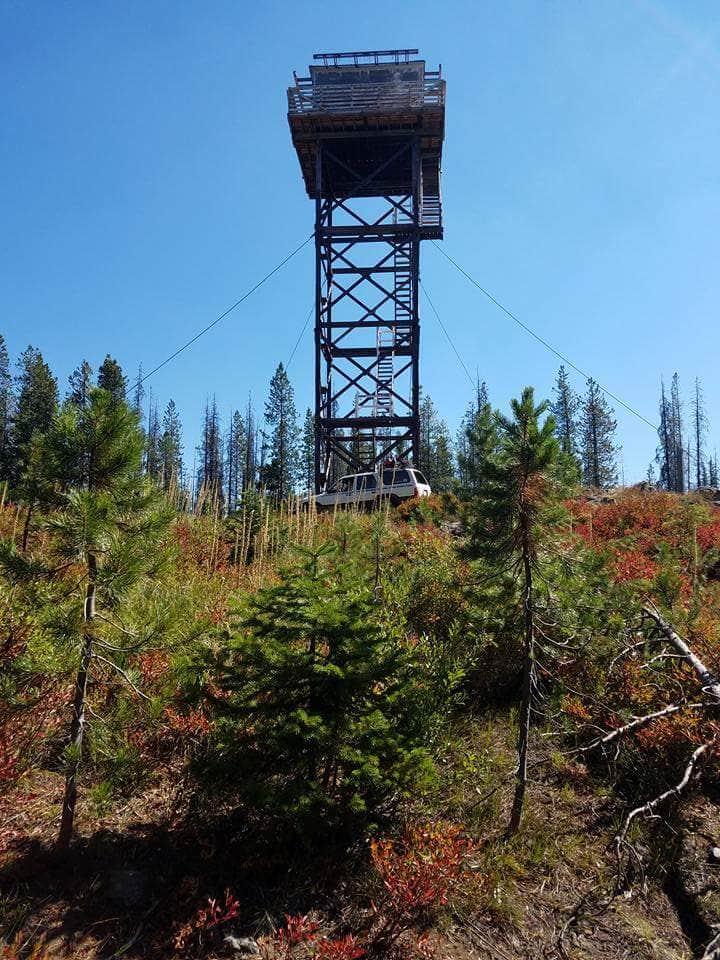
[263, 363, 300, 500]
[12, 346, 58, 486]
[204, 545, 434, 826]
[551, 365, 580, 462]
[419, 392, 454, 491]
[37, 388, 174, 849]
[97, 355, 127, 404]
[67, 360, 94, 409]
[465, 387, 561, 835]
[457, 383, 496, 497]
[579, 378, 617, 490]
[300, 408, 315, 493]
[160, 399, 183, 492]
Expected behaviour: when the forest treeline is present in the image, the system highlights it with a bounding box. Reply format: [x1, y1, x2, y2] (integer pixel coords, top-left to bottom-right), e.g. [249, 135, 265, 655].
[1, 335, 717, 508]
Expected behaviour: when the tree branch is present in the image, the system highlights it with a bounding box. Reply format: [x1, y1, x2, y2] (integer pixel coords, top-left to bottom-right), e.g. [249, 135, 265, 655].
[574, 702, 717, 755]
[91, 654, 150, 701]
[642, 603, 720, 702]
[615, 738, 716, 855]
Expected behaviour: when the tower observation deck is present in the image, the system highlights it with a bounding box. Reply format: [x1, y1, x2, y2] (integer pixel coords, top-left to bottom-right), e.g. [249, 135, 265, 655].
[288, 49, 446, 491]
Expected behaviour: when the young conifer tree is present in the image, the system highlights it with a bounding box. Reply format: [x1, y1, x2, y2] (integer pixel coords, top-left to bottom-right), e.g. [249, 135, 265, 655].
[207, 544, 434, 824]
[38, 388, 173, 850]
[465, 387, 561, 835]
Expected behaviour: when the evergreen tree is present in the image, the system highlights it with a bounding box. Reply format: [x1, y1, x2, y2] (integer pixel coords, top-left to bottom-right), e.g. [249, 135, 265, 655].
[263, 363, 300, 500]
[419, 392, 454, 491]
[160, 399, 183, 492]
[0, 335, 13, 483]
[67, 360, 93, 409]
[97, 355, 126, 404]
[225, 410, 246, 511]
[12, 346, 58, 485]
[464, 387, 561, 835]
[551, 365, 580, 461]
[205, 545, 434, 824]
[579, 379, 617, 489]
[35, 389, 173, 849]
[301, 408, 315, 493]
[457, 382, 496, 497]
[198, 397, 224, 502]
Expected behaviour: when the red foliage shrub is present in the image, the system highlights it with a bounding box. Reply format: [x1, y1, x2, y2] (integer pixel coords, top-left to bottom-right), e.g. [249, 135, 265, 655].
[371, 823, 470, 919]
[165, 707, 212, 737]
[697, 516, 720, 553]
[197, 890, 240, 929]
[136, 650, 169, 685]
[275, 914, 319, 957]
[634, 713, 702, 753]
[173, 890, 240, 953]
[612, 549, 658, 583]
[561, 696, 592, 723]
[314, 935, 365, 959]
[569, 493, 672, 547]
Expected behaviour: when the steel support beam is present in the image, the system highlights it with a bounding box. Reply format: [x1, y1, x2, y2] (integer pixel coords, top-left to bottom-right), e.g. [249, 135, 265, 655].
[313, 137, 423, 489]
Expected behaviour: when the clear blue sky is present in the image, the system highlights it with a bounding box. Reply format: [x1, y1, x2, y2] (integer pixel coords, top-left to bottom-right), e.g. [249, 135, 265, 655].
[2, 0, 719, 481]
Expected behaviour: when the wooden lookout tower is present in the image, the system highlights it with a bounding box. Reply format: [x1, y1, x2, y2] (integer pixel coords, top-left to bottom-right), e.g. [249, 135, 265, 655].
[287, 49, 446, 490]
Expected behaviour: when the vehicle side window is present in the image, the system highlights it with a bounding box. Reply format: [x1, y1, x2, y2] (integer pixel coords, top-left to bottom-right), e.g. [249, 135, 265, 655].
[382, 469, 410, 486]
[340, 477, 353, 493]
[357, 474, 376, 491]
[412, 470, 429, 485]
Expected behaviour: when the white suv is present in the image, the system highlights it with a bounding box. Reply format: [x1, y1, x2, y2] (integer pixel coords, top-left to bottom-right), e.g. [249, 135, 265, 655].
[309, 467, 432, 511]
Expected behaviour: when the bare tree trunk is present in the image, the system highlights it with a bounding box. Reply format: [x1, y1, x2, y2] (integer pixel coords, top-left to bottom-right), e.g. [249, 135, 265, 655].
[508, 518, 534, 836]
[57, 553, 96, 851]
[21, 499, 34, 552]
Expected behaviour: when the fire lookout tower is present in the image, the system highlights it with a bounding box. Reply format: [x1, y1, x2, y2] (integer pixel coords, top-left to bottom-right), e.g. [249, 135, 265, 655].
[287, 49, 446, 491]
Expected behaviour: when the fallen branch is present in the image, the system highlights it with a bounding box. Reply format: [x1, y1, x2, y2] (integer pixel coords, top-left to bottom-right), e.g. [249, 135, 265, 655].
[701, 929, 720, 960]
[574, 702, 715, 755]
[642, 603, 720, 701]
[615, 738, 716, 858]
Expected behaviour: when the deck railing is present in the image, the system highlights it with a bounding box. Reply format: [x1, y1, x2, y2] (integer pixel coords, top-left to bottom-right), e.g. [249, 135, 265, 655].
[288, 72, 445, 115]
